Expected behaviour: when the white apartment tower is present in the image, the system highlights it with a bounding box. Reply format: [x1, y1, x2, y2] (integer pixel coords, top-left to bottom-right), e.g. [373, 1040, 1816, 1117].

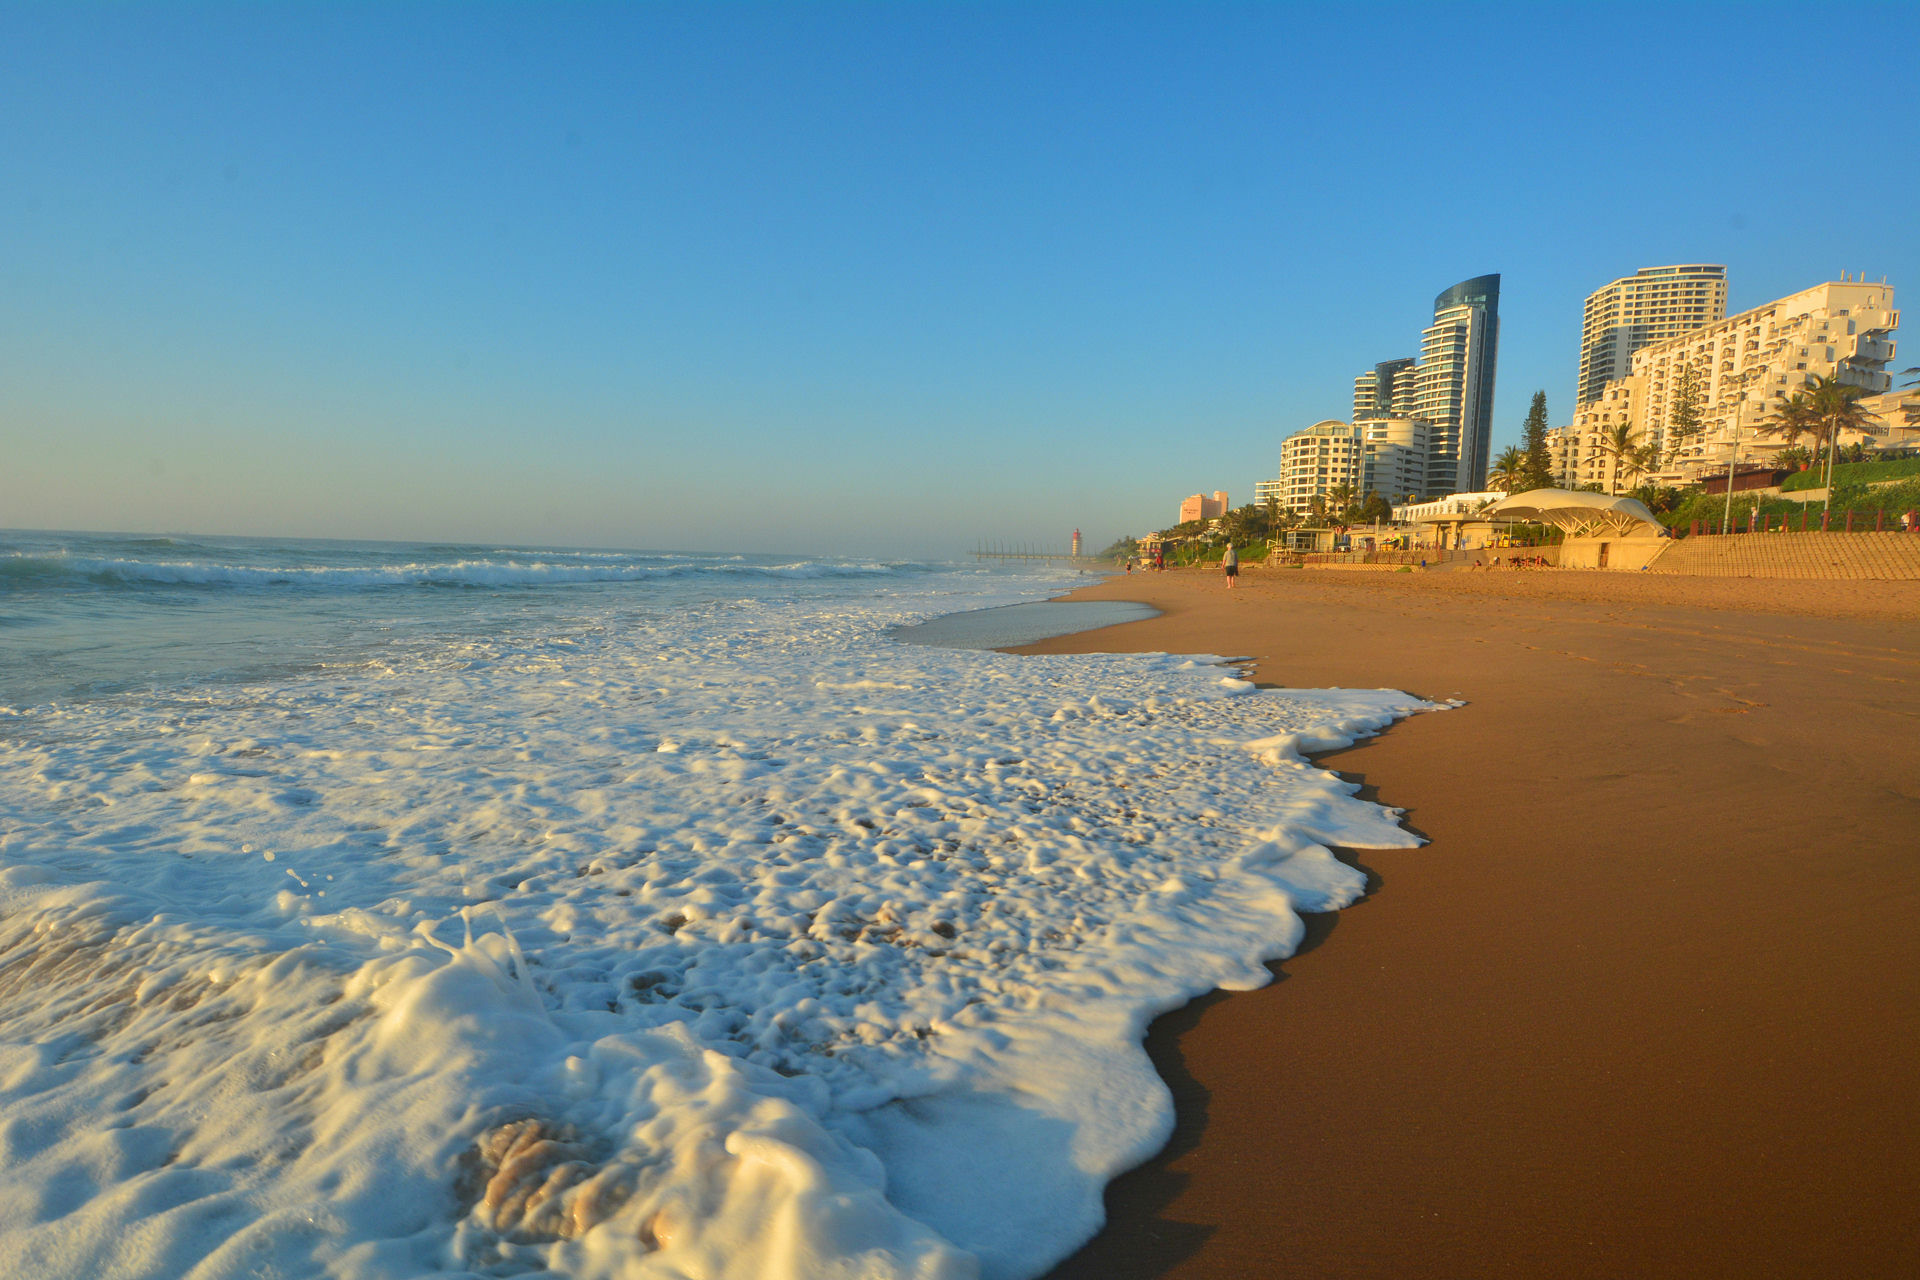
[1638, 278, 1897, 475]
[1564, 378, 1647, 493]
[1577, 265, 1728, 406]
[1275, 420, 1364, 515]
[1562, 278, 1899, 487]
[1542, 424, 1581, 488]
[1359, 418, 1431, 504]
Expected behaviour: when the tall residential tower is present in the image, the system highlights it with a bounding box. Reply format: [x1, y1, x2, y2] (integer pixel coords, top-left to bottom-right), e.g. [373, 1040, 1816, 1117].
[1577, 265, 1727, 406]
[1352, 357, 1418, 422]
[1347, 276, 1501, 499]
[1412, 275, 1502, 495]
[1559, 278, 1899, 487]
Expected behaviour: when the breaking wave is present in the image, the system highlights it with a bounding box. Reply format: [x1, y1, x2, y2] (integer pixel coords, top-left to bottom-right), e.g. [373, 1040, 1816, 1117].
[0, 551, 928, 593]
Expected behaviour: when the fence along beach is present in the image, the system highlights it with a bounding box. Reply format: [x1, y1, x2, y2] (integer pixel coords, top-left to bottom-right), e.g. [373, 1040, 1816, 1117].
[1032, 565, 1920, 1280]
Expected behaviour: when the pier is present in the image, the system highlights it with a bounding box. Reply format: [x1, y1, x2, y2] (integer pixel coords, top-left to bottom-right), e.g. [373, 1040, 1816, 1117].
[970, 540, 1098, 563]
[971, 528, 1096, 563]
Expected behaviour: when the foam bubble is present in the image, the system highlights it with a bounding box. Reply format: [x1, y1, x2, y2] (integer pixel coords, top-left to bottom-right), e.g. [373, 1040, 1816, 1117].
[0, 563, 1432, 1278]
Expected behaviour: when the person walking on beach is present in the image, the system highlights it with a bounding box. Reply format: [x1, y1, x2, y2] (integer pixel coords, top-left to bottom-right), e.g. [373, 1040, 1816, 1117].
[1221, 542, 1239, 589]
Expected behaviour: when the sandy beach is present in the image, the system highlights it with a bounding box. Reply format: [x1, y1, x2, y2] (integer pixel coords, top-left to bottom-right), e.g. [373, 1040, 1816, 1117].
[1031, 565, 1920, 1279]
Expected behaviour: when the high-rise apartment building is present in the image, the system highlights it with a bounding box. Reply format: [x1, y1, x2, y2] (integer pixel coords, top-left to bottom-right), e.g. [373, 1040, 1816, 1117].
[1359, 418, 1431, 503]
[1411, 275, 1501, 496]
[1274, 421, 1363, 515]
[1348, 276, 1501, 499]
[1261, 418, 1432, 513]
[1542, 424, 1581, 488]
[1637, 279, 1896, 475]
[1562, 278, 1899, 486]
[1577, 265, 1727, 406]
[1562, 378, 1647, 493]
[1352, 358, 1419, 422]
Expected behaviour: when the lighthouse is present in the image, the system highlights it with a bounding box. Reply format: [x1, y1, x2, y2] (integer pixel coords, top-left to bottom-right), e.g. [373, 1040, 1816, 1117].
[1071, 528, 1082, 558]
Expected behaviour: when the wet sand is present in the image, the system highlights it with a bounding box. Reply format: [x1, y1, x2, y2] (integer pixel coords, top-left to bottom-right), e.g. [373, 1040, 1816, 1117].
[1027, 566, 1920, 1280]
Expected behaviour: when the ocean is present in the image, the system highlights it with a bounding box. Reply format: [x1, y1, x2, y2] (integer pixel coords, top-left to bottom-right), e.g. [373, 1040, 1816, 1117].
[0, 531, 1431, 1280]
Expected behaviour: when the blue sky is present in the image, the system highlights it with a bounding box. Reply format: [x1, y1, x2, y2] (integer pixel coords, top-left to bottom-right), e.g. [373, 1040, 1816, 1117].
[4, 1, 1917, 556]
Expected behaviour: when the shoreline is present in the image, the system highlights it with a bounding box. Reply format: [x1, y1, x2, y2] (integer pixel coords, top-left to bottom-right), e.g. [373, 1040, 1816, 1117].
[889, 594, 1156, 650]
[1023, 566, 1920, 1279]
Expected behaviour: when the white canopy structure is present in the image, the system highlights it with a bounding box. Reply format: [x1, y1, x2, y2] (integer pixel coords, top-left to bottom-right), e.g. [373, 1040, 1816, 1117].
[1482, 489, 1665, 538]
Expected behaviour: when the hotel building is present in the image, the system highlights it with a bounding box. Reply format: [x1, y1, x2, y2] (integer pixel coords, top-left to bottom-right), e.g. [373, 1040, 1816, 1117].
[1542, 423, 1581, 488]
[1551, 376, 1650, 493]
[1576, 265, 1727, 406]
[1861, 385, 1920, 449]
[1177, 490, 1230, 524]
[1562, 278, 1899, 487]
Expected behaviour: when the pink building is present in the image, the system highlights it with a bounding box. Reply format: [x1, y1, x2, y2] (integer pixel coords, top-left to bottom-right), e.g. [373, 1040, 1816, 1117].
[1178, 490, 1229, 524]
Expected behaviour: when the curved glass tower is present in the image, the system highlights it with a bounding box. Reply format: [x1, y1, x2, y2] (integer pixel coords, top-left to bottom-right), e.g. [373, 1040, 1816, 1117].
[1414, 275, 1501, 494]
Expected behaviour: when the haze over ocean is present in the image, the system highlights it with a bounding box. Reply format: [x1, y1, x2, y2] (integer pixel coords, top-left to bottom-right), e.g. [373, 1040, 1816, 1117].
[4, 2, 1916, 555]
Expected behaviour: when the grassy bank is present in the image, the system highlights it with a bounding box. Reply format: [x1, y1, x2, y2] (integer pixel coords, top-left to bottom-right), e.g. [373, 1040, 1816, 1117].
[1779, 456, 1920, 493]
[1665, 477, 1920, 530]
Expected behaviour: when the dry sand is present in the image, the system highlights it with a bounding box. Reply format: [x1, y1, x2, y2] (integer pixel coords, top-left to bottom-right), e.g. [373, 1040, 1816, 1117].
[1026, 565, 1920, 1280]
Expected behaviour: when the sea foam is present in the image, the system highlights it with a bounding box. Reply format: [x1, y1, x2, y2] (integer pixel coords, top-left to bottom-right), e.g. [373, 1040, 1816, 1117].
[0, 550, 913, 591]
[0, 559, 1432, 1278]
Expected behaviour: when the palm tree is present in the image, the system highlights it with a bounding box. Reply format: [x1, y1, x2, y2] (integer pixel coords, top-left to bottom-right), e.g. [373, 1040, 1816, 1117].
[1597, 422, 1643, 495]
[1630, 442, 1662, 485]
[1759, 390, 1816, 457]
[1803, 374, 1879, 514]
[1488, 445, 1527, 493]
[1804, 374, 1874, 453]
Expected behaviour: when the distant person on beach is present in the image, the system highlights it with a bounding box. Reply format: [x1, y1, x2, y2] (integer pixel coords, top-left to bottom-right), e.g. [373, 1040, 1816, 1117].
[1155, 548, 1164, 571]
[1222, 542, 1239, 589]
